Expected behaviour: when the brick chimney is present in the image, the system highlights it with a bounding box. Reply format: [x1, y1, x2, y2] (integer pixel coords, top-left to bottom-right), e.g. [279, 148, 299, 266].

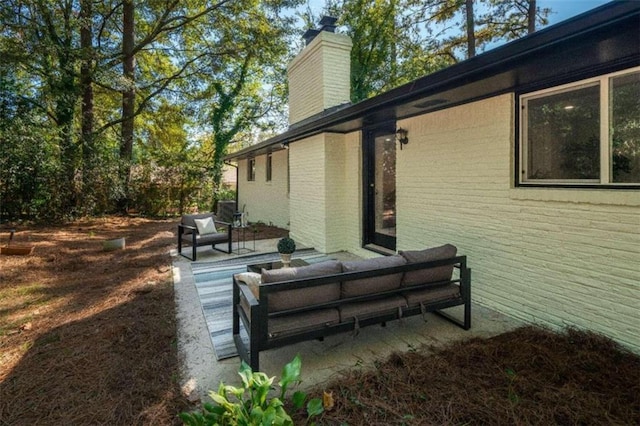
[287, 16, 352, 125]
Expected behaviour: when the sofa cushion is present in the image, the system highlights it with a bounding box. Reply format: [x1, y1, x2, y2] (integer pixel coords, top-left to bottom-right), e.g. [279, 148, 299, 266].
[403, 283, 460, 306]
[261, 260, 342, 313]
[341, 255, 406, 298]
[269, 308, 340, 338]
[399, 244, 457, 287]
[339, 296, 407, 322]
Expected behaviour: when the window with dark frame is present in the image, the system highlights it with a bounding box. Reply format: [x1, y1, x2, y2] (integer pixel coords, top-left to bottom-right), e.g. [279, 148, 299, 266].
[247, 157, 255, 181]
[266, 152, 272, 182]
[520, 67, 640, 186]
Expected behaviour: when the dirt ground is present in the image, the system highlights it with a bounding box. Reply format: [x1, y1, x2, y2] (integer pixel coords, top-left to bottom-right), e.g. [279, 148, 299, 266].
[0, 216, 286, 425]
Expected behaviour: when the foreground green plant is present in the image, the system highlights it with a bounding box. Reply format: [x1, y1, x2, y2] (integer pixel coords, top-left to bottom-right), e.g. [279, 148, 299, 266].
[180, 355, 323, 425]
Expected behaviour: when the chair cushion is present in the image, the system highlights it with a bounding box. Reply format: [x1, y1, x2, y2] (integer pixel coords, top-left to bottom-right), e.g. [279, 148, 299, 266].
[399, 244, 457, 287]
[181, 232, 228, 245]
[261, 260, 342, 313]
[181, 213, 216, 234]
[341, 255, 406, 298]
[194, 217, 218, 235]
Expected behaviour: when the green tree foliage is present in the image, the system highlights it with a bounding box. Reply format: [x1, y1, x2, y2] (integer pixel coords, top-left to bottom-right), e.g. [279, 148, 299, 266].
[1, 0, 553, 222]
[324, 0, 451, 102]
[0, 67, 62, 221]
[0, 0, 300, 221]
[317, 0, 552, 102]
[424, 0, 550, 61]
[184, 1, 301, 209]
[1, 0, 86, 217]
[481, 0, 550, 40]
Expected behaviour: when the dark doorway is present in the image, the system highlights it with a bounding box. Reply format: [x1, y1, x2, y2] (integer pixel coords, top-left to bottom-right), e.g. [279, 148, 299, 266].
[363, 125, 397, 250]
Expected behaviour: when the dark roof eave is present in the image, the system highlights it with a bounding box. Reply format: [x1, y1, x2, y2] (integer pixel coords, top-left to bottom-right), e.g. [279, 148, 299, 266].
[225, 1, 640, 162]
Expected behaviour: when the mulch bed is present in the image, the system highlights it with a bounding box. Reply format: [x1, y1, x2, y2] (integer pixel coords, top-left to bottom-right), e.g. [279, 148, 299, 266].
[292, 326, 640, 425]
[0, 217, 287, 425]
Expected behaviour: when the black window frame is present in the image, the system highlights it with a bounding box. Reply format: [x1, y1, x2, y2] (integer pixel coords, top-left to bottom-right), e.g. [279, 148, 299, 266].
[247, 157, 256, 182]
[517, 66, 640, 189]
[266, 152, 272, 182]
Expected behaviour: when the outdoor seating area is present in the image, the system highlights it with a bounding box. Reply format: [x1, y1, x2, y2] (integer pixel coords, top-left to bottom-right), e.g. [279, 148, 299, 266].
[3, 0, 638, 423]
[232, 244, 470, 370]
[177, 213, 233, 260]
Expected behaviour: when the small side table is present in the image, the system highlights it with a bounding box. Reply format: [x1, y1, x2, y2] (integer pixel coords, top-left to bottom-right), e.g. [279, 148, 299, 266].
[247, 258, 309, 273]
[233, 226, 255, 255]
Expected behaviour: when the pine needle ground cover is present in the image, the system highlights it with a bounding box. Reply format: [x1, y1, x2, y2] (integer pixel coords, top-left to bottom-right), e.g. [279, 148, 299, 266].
[292, 326, 639, 425]
[0, 217, 286, 425]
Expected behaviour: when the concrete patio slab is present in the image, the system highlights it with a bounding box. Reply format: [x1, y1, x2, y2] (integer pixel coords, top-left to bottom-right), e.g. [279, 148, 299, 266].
[172, 240, 524, 403]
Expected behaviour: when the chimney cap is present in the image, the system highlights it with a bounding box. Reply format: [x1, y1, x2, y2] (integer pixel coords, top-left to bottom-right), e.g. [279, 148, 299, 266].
[319, 16, 338, 29]
[302, 28, 320, 46]
[302, 15, 338, 46]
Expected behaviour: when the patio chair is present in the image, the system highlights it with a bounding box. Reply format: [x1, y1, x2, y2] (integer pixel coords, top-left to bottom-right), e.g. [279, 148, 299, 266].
[177, 213, 233, 261]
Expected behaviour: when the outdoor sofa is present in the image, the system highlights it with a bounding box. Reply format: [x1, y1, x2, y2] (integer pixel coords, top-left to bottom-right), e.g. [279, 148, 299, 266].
[232, 244, 471, 370]
[177, 213, 233, 261]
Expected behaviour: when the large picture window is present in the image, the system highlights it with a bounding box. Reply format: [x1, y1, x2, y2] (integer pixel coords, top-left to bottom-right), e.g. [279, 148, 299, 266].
[520, 67, 639, 186]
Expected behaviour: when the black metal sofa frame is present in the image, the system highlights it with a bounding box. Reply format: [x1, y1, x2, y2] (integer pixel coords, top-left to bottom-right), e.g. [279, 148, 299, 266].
[177, 213, 233, 261]
[233, 255, 471, 370]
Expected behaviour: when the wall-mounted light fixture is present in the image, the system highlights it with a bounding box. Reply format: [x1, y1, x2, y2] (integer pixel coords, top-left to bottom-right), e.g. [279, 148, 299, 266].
[280, 141, 289, 149]
[396, 128, 409, 150]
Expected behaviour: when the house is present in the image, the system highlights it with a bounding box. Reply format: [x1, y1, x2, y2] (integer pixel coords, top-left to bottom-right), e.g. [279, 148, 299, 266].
[225, 4, 640, 351]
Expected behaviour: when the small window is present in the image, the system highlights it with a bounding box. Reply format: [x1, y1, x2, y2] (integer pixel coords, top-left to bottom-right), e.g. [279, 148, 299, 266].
[266, 152, 272, 182]
[247, 158, 255, 181]
[520, 67, 640, 186]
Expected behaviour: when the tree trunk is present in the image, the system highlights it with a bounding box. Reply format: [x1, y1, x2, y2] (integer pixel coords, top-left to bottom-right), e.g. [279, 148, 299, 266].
[465, 0, 476, 58]
[390, 0, 398, 84]
[120, 0, 135, 212]
[56, 53, 80, 213]
[527, 0, 536, 34]
[80, 0, 94, 198]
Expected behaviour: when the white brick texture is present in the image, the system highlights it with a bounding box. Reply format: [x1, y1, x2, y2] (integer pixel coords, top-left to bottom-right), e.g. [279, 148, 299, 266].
[287, 31, 352, 125]
[237, 150, 289, 229]
[397, 94, 640, 351]
[288, 132, 362, 253]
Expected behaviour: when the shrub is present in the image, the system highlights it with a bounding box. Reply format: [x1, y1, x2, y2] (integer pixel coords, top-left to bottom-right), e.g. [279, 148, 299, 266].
[277, 237, 296, 254]
[179, 355, 323, 426]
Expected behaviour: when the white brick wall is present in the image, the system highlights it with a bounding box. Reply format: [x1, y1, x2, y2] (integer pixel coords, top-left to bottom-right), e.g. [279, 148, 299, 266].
[238, 92, 639, 351]
[397, 94, 640, 351]
[288, 131, 363, 253]
[237, 150, 289, 229]
[340, 132, 364, 252]
[289, 135, 327, 250]
[287, 31, 352, 125]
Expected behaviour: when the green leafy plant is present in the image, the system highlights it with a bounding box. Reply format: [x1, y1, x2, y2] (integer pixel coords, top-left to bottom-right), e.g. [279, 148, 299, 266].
[179, 355, 322, 426]
[277, 237, 296, 254]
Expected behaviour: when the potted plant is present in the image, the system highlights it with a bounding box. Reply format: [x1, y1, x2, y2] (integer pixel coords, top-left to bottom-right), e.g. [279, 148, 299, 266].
[277, 237, 296, 267]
